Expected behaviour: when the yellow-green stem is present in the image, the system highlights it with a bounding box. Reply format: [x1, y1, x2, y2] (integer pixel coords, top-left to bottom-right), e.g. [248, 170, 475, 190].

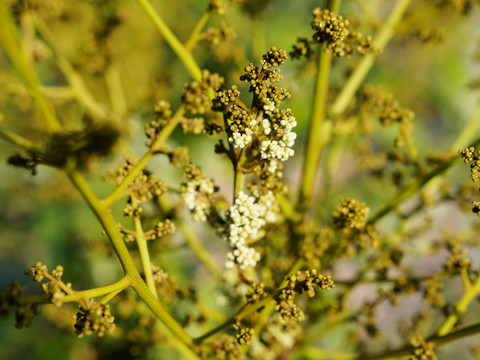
[184, 11, 209, 51]
[65, 164, 195, 349]
[349, 322, 480, 360]
[105, 65, 128, 117]
[0, 2, 60, 133]
[296, 0, 341, 213]
[329, 0, 413, 119]
[158, 196, 224, 280]
[132, 196, 158, 298]
[369, 135, 480, 225]
[62, 276, 132, 303]
[177, 221, 224, 280]
[137, 0, 202, 81]
[437, 274, 480, 336]
[33, 16, 107, 120]
[103, 107, 184, 208]
[0, 127, 38, 152]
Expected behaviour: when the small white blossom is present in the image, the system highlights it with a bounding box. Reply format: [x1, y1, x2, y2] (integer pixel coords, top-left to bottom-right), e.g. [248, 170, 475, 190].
[225, 245, 261, 270]
[182, 178, 215, 222]
[263, 99, 276, 112]
[223, 191, 278, 269]
[229, 131, 253, 148]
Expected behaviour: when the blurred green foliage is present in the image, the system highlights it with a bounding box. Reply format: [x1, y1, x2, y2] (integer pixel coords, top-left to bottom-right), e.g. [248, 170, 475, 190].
[1, 0, 480, 359]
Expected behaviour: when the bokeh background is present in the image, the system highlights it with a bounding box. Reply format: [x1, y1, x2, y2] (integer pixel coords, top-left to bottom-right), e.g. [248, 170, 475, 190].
[1, 0, 480, 359]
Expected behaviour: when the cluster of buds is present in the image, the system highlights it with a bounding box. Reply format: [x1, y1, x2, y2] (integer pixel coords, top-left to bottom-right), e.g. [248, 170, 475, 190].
[299, 228, 332, 269]
[107, 157, 167, 202]
[183, 70, 224, 115]
[245, 282, 268, 304]
[144, 219, 176, 240]
[445, 239, 471, 273]
[409, 335, 437, 360]
[213, 47, 297, 176]
[291, 8, 378, 59]
[275, 270, 334, 322]
[386, 277, 419, 306]
[74, 299, 115, 338]
[25, 262, 70, 307]
[332, 197, 378, 251]
[223, 190, 277, 269]
[145, 100, 173, 147]
[207, 334, 242, 360]
[459, 146, 480, 216]
[333, 197, 369, 230]
[0, 281, 39, 329]
[233, 320, 255, 346]
[181, 163, 217, 222]
[361, 86, 415, 148]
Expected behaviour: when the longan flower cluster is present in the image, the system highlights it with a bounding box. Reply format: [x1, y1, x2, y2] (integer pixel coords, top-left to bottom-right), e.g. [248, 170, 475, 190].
[181, 163, 217, 222]
[245, 282, 267, 303]
[299, 229, 332, 269]
[445, 239, 471, 272]
[332, 198, 378, 256]
[203, 22, 236, 47]
[387, 277, 419, 306]
[233, 320, 255, 346]
[361, 86, 415, 148]
[414, 27, 446, 44]
[291, 8, 378, 59]
[25, 262, 70, 307]
[145, 100, 173, 147]
[409, 335, 437, 360]
[333, 197, 369, 230]
[460, 146, 480, 183]
[213, 47, 297, 175]
[0, 281, 39, 329]
[107, 157, 167, 204]
[74, 299, 115, 338]
[145, 219, 176, 240]
[182, 70, 224, 115]
[207, 334, 243, 360]
[208, 0, 226, 14]
[423, 276, 445, 308]
[459, 146, 480, 216]
[223, 191, 277, 269]
[275, 270, 334, 322]
[311, 8, 350, 54]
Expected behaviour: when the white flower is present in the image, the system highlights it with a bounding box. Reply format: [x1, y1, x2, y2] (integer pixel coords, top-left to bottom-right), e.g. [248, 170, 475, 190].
[182, 178, 215, 222]
[223, 191, 278, 269]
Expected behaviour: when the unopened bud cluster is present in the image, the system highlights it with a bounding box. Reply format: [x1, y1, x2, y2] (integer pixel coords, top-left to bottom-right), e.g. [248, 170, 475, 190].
[291, 8, 378, 59]
[275, 270, 334, 322]
[409, 335, 437, 360]
[74, 299, 115, 338]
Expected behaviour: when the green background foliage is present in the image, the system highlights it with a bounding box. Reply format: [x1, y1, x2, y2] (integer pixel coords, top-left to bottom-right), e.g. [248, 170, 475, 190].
[1, 0, 480, 359]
